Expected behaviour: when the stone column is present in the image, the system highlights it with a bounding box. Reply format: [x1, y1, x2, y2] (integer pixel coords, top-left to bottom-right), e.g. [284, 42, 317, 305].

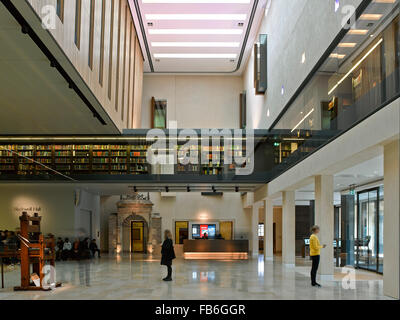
[314, 175, 334, 278]
[384, 139, 400, 299]
[251, 203, 260, 257]
[282, 191, 295, 265]
[264, 198, 274, 260]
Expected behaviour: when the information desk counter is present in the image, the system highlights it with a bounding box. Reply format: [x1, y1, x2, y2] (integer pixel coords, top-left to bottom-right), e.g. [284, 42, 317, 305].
[183, 240, 249, 260]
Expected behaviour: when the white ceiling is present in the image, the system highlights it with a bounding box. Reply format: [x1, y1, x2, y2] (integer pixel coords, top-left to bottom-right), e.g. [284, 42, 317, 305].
[297, 155, 383, 194]
[129, 0, 267, 74]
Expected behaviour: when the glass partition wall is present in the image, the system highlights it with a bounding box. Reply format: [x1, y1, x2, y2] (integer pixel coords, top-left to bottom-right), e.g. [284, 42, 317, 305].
[355, 187, 384, 273]
[272, 0, 400, 172]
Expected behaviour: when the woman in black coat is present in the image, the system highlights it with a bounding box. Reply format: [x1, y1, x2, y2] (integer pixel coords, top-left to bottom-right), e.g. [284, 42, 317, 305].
[161, 230, 176, 281]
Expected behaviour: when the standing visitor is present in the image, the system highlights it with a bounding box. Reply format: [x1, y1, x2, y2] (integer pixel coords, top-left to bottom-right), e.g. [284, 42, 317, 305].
[161, 230, 176, 282]
[310, 225, 326, 287]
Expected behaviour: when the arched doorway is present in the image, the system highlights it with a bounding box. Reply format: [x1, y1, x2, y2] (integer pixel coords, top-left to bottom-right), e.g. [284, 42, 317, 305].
[122, 214, 149, 253]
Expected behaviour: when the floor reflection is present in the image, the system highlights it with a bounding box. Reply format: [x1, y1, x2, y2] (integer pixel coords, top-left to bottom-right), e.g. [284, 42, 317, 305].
[0, 254, 389, 300]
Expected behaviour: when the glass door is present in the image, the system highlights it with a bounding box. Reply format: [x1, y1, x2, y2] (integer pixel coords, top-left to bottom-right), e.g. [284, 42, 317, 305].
[356, 188, 382, 273]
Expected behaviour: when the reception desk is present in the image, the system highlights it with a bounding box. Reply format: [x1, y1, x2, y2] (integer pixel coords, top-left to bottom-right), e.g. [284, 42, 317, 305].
[183, 240, 249, 260]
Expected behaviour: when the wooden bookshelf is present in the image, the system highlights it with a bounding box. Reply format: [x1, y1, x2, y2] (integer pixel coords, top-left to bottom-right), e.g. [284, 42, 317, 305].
[0, 142, 248, 177]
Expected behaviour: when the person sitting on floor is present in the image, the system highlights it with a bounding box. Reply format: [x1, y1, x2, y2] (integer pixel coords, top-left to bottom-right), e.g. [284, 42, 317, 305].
[89, 239, 101, 258]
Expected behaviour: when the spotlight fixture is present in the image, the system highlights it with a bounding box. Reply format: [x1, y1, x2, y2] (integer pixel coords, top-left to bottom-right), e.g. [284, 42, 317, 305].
[165, 186, 169, 193]
[235, 186, 239, 193]
[212, 186, 216, 193]
[187, 186, 191, 192]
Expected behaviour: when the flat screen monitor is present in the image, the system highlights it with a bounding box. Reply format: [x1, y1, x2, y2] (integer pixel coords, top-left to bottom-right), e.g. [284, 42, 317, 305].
[192, 224, 216, 239]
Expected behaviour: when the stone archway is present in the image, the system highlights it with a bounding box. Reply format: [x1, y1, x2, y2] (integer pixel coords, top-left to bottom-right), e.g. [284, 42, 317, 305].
[108, 194, 154, 254]
[122, 214, 149, 253]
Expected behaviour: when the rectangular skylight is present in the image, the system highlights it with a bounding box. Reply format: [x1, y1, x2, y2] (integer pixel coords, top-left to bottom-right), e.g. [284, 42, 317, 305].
[153, 53, 237, 58]
[149, 29, 243, 35]
[151, 42, 240, 47]
[145, 14, 247, 21]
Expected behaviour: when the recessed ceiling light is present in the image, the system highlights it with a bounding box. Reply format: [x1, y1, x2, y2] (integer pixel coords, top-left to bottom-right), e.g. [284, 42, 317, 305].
[142, 0, 251, 3]
[330, 53, 346, 59]
[151, 42, 240, 47]
[153, 53, 238, 59]
[149, 29, 243, 35]
[145, 14, 247, 21]
[360, 14, 383, 21]
[338, 42, 357, 48]
[347, 29, 369, 35]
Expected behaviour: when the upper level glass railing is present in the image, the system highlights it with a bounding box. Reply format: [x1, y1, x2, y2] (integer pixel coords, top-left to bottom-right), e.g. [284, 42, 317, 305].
[269, 0, 400, 176]
[0, 129, 333, 183]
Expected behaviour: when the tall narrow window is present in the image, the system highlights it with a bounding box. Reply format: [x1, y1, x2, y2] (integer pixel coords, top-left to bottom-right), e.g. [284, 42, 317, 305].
[108, 0, 115, 100]
[56, 0, 64, 22]
[121, 4, 129, 121]
[74, 0, 82, 49]
[127, 22, 133, 128]
[88, 0, 96, 69]
[115, 3, 123, 111]
[151, 98, 167, 129]
[99, 0, 106, 85]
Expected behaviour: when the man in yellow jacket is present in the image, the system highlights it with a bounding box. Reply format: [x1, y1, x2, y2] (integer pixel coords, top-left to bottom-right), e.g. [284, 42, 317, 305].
[309, 225, 326, 287]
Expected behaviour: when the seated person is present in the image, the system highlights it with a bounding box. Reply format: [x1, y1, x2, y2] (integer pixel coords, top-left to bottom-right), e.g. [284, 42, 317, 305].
[56, 237, 64, 261]
[89, 239, 101, 258]
[6, 231, 19, 265]
[73, 239, 80, 260]
[62, 238, 72, 260]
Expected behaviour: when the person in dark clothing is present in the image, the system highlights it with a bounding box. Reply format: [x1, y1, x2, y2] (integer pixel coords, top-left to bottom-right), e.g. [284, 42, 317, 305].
[79, 238, 91, 260]
[161, 230, 176, 282]
[89, 239, 100, 258]
[56, 237, 64, 261]
[73, 239, 80, 260]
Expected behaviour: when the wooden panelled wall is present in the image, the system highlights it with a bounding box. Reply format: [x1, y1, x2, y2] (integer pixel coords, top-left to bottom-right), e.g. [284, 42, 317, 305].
[27, 0, 144, 130]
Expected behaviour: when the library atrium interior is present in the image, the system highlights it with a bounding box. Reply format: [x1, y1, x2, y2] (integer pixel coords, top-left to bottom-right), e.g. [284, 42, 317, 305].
[0, 0, 399, 300]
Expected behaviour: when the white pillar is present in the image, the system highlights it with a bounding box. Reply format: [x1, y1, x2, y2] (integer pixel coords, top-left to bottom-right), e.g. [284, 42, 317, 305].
[251, 203, 260, 257]
[314, 175, 334, 279]
[264, 198, 274, 260]
[282, 191, 295, 265]
[384, 139, 400, 299]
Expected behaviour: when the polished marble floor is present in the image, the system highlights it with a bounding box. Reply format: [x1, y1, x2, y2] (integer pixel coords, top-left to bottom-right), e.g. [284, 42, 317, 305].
[0, 254, 390, 300]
